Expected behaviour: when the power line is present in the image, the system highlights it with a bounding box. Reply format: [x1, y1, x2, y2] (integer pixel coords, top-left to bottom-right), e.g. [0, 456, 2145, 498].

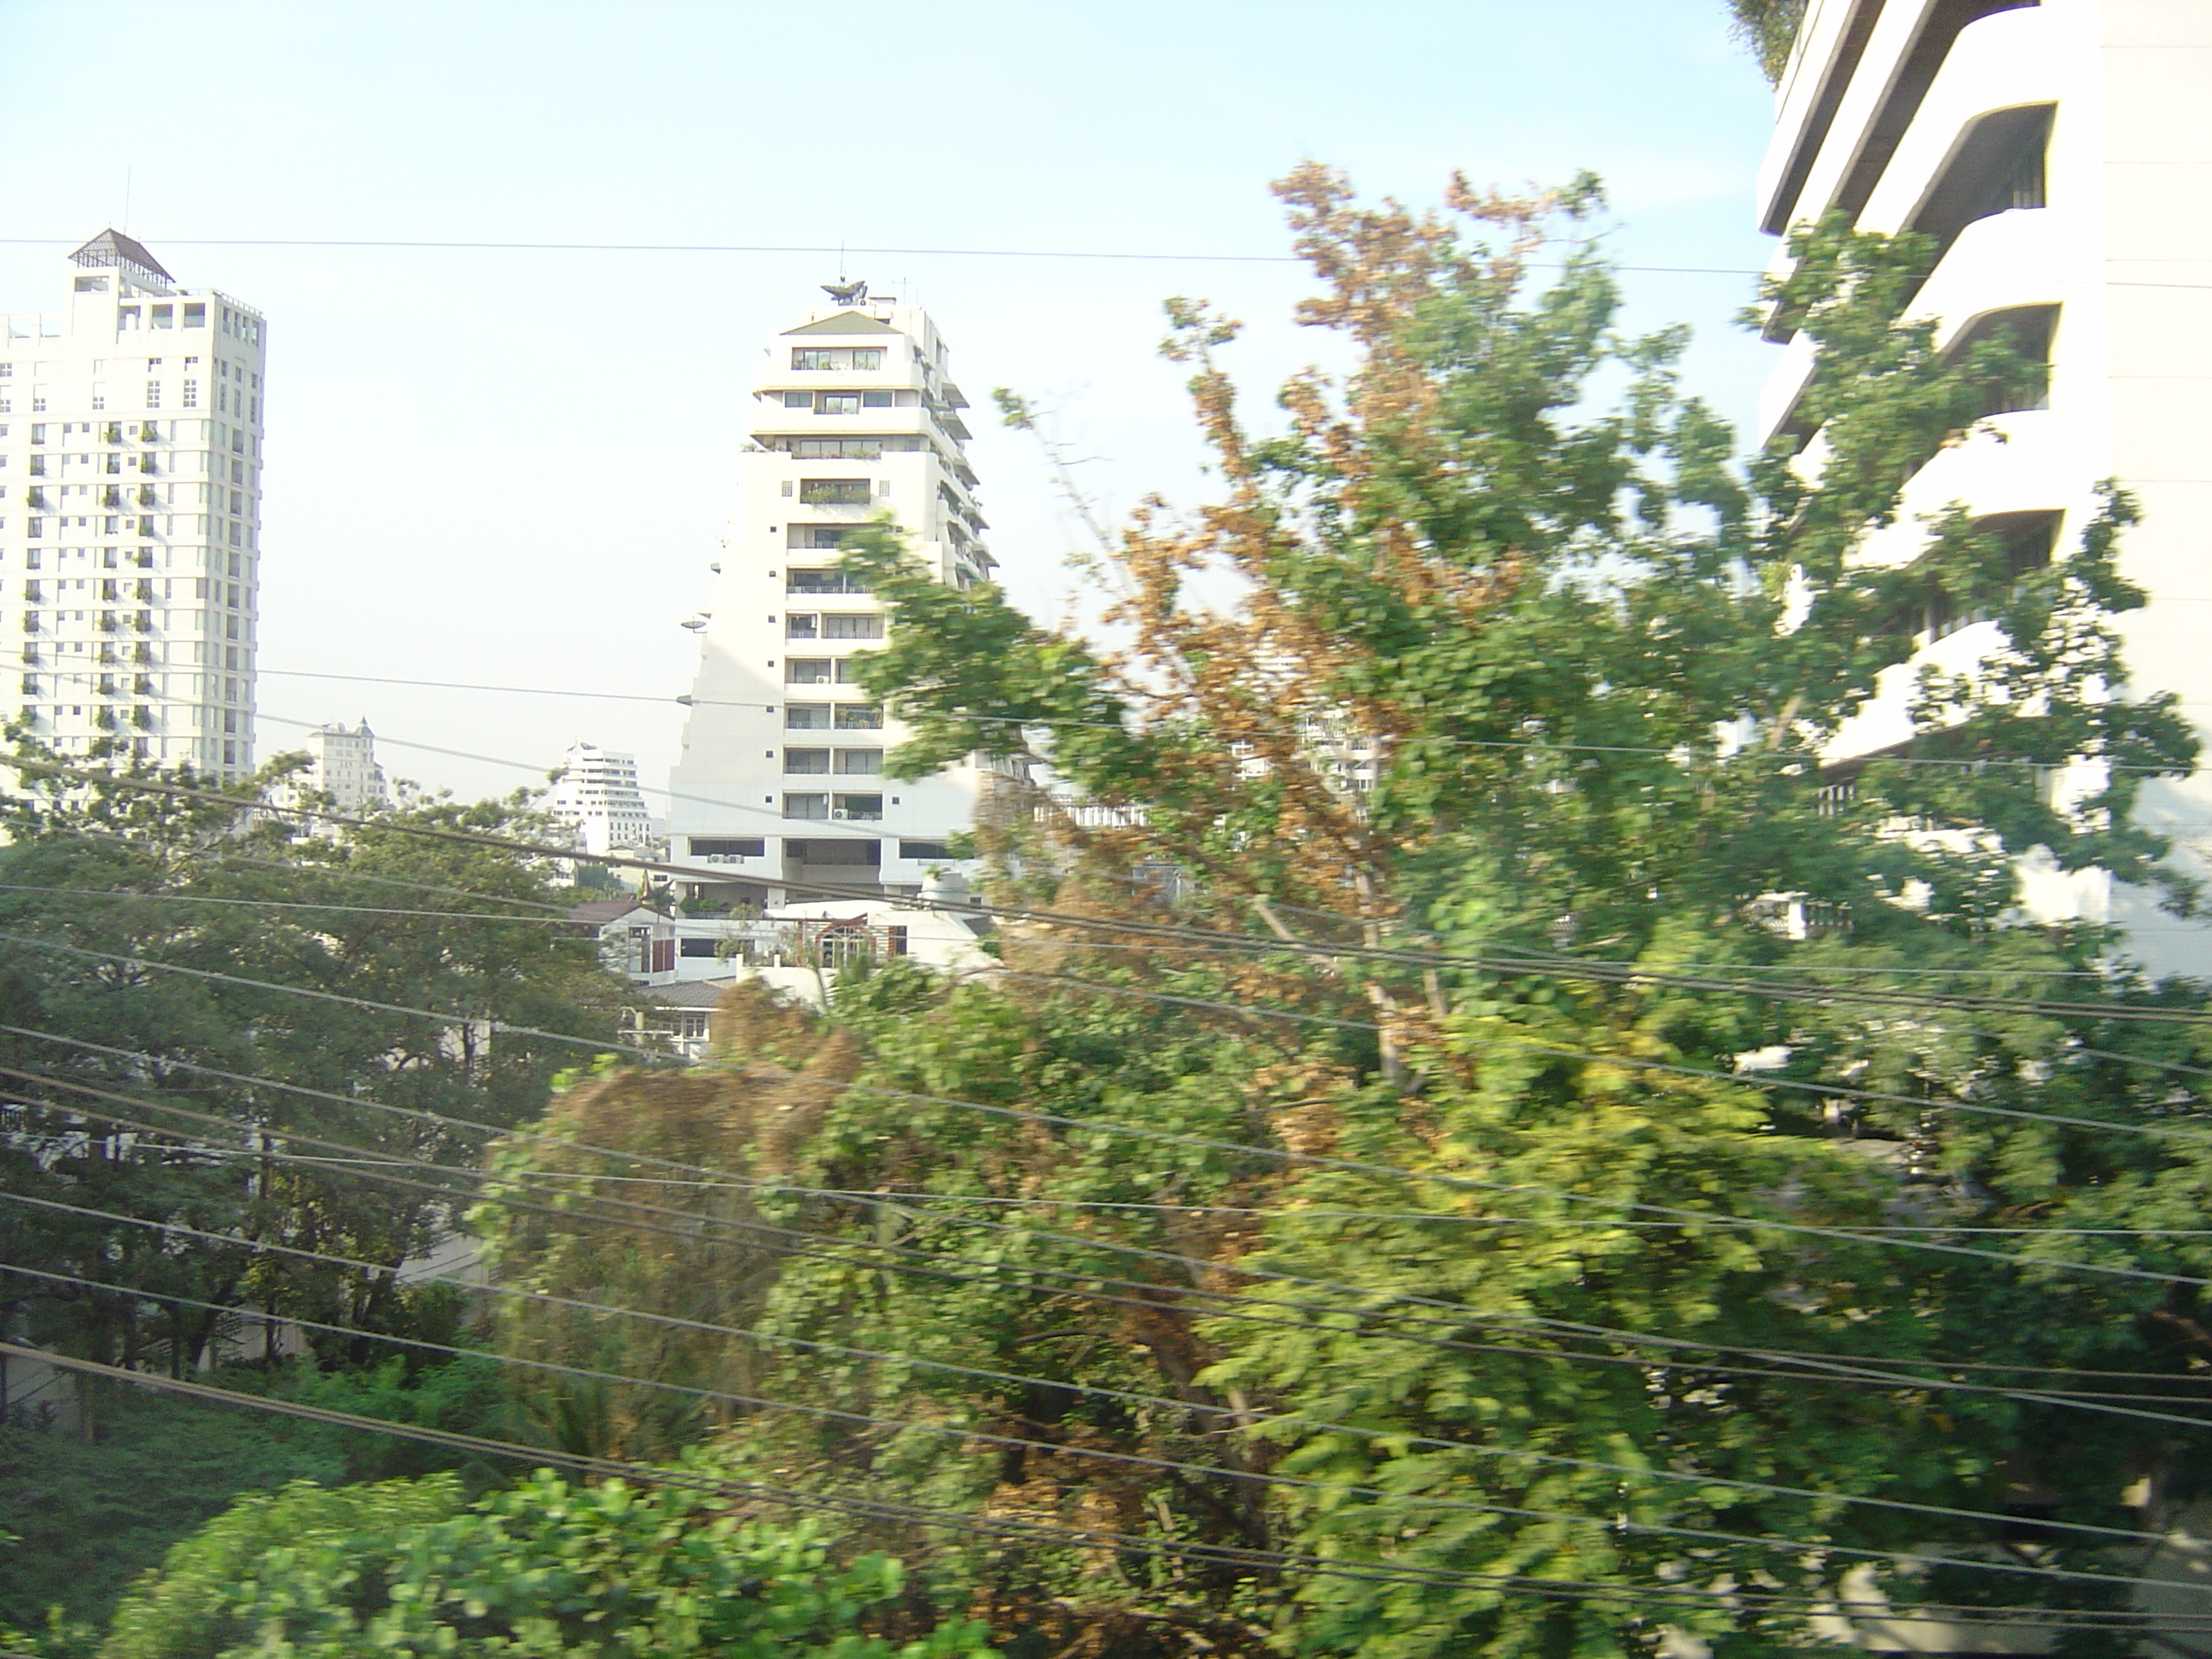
[15, 1045, 2212, 1437]
[0, 881, 583, 923]
[997, 968, 2212, 1154]
[1, 1259, 2180, 1565]
[3, 1191, 2199, 1586]
[9, 1341, 2186, 1632]
[11, 925, 2212, 1299]
[14, 749, 2212, 1033]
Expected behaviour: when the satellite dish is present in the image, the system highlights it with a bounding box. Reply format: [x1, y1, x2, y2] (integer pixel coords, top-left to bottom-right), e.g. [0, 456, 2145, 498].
[822, 279, 868, 306]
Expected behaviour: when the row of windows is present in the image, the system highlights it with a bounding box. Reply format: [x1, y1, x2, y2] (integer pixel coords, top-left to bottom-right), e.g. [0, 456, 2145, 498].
[0, 382, 246, 416]
[686, 837, 947, 861]
[783, 479, 879, 504]
[790, 348, 886, 370]
[783, 658, 867, 684]
[786, 567, 870, 594]
[12, 548, 250, 577]
[781, 389, 905, 413]
[785, 702, 880, 730]
[760, 435, 931, 460]
[785, 613, 881, 639]
[782, 748, 881, 775]
[783, 793, 882, 820]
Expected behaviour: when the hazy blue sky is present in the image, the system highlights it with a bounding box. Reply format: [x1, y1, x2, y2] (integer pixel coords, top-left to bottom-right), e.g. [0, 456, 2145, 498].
[0, 0, 1786, 805]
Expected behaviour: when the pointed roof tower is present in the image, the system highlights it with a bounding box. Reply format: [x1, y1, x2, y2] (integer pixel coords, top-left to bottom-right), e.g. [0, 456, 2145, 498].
[68, 229, 173, 291]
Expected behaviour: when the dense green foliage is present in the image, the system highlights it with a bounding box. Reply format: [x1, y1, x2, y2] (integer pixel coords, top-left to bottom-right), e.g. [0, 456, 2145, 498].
[89, 1469, 993, 1659]
[0, 1357, 502, 1638]
[1726, 0, 1807, 82]
[492, 173, 2212, 1657]
[0, 748, 633, 1628]
[20, 164, 2212, 1659]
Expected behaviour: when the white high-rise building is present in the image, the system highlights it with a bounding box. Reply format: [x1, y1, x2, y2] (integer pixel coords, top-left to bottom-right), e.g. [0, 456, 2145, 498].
[0, 230, 267, 781]
[1755, 1, 2212, 974]
[669, 283, 998, 903]
[273, 719, 390, 817]
[547, 742, 660, 857]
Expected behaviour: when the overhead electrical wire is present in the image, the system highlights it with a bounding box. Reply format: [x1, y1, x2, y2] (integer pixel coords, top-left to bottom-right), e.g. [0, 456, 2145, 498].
[7, 1187, 2207, 1589]
[9, 927, 2212, 1297]
[1, 1258, 2186, 1569]
[10, 749, 2212, 1034]
[12, 1050, 2212, 1437]
[7, 1340, 2189, 1633]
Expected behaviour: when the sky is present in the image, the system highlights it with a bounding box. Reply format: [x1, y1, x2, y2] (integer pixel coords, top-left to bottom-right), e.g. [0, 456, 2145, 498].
[0, 0, 1787, 809]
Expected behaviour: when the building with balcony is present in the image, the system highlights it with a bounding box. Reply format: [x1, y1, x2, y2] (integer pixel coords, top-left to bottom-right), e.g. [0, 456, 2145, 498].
[0, 230, 266, 781]
[668, 283, 1002, 904]
[271, 719, 390, 818]
[1756, 0, 2212, 973]
[546, 741, 660, 857]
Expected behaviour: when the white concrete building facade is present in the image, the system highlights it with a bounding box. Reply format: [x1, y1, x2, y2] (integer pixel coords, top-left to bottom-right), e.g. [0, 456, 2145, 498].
[0, 231, 266, 781]
[273, 719, 389, 816]
[669, 284, 998, 905]
[1756, 0, 2212, 974]
[546, 742, 660, 856]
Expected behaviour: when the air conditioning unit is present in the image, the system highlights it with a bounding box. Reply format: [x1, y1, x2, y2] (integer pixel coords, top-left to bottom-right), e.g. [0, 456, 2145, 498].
[830, 809, 852, 819]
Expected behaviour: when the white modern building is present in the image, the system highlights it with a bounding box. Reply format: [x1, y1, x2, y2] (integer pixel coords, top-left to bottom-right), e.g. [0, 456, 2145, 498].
[271, 719, 390, 816]
[1755, 0, 2212, 975]
[545, 742, 660, 856]
[0, 230, 266, 781]
[668, 283, 1000, 905]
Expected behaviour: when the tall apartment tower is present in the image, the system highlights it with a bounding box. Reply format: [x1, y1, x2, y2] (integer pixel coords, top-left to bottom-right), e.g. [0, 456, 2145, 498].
[669, 284, 998, 903]
[546, 742, 660, 857]
[1755, 1, 2212, 974]
[0, 231, 266, 781]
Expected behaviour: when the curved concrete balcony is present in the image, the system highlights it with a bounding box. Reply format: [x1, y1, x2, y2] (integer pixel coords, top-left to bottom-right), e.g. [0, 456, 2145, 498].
[1858, 5, 2058, 237]
[1759, 209, 2067, 451]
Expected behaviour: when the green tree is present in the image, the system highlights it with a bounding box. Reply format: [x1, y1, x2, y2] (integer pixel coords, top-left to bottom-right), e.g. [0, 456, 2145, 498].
[91, 1470, 998, 1659]
[455, 166, 2212, 1659]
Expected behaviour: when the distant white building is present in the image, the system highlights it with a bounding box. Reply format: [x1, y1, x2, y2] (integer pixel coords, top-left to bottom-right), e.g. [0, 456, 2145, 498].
[0, 230, 267, 782]
[1755, 0, 2212, 975]
[668, 282, 1006, 906]
[271, 719, 388, 816]
[545, 742, 661, 856]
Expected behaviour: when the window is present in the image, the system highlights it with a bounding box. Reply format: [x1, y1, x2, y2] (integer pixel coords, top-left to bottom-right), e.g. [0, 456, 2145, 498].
[833, 794, 882, 820]
[813, 393, 858, 416]
[898, 841, 951, 861]
[783, 391, 812, 407]
[822, 614, 882, 639]
[863, 390, 894, 407]
[151, 305, 172, 329]
[835, 749, 882, 775]
[789, 525, 853, 550]
[785, 703, 830, 729]
[783, 793, 830, 819]
[786, 659, 834, 684]
[790, 347, 885, 370]
[145, 381, 161, 408]
[800, 479, 871, 505]
[784, 748, 831, 773]
[786, 614, 819, 637]
[786, 568, 870, 595]
[835, 659, 865, 684]
[182, 381, 198, 408]
[74, 276, 108, 293]
[678, 937, 721, 958]
[835, 705, 883, 730]
[1947, 305, 2058, 416]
